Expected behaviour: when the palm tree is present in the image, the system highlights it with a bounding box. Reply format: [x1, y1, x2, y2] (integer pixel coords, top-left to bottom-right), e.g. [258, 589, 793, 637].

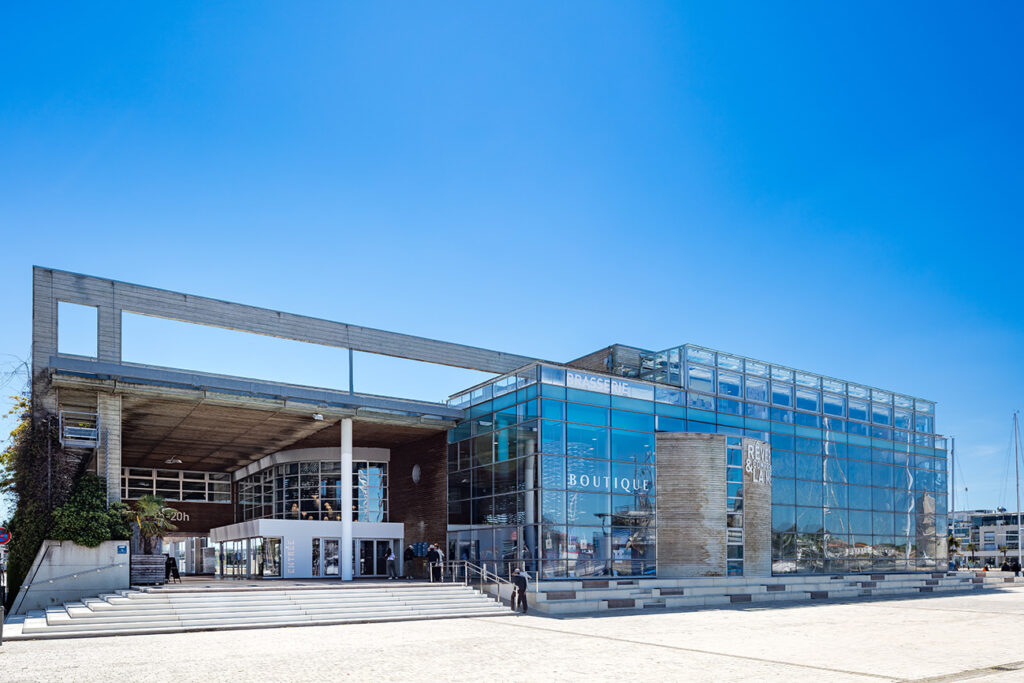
[998, 545, 1009, 565]
[947, 534, 961, 566]
[964, 542, 978, 567]
[125, 495, 179, 554]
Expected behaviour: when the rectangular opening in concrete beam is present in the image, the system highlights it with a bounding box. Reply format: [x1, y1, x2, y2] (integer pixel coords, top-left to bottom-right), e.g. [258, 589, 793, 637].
[57, 301, 97, 358]
[351, 350, 495, 403]
[123, 311, 351, 390]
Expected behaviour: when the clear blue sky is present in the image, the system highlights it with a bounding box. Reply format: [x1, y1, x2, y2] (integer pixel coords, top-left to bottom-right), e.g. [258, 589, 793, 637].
[2, 3, 1022, 520]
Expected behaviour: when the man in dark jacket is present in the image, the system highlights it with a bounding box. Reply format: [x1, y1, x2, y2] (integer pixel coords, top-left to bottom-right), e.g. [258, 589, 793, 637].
[426, 544, 440, 581]
[511, 568, 528, 614]
[403, 544, 415, 579]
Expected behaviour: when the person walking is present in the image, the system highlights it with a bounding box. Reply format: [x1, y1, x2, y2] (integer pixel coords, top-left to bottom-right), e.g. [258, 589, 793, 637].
[435, 542, 445, 581]
[426, 544, 440, 582]
[511, 568, 528, 614]
[403, 543, 415, 579]
[385, 547, 398, 579]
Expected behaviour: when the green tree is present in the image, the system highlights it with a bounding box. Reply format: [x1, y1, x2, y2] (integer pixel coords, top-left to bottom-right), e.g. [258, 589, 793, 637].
[126, 495, 178, 554]
[998, 545, 1009, 565]
[51, 473, 132, 547]
[965, 542, 978, 566]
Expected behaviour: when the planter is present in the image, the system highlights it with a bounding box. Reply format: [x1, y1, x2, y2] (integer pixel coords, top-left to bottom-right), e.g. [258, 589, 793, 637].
[131, 554, 166, 585]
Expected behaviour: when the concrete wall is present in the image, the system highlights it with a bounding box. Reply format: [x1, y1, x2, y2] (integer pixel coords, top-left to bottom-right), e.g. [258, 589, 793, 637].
[11, 540, 130, 614]
[656, 433, 727, 576]
[741, 437, 772, 577]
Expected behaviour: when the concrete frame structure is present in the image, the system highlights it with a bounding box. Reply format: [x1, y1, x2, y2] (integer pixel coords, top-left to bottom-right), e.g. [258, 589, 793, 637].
[31, 266, 540, 581]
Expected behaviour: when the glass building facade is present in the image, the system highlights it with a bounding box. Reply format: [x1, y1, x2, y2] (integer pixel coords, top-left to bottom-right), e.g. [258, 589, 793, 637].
[446, 344, 948, 577]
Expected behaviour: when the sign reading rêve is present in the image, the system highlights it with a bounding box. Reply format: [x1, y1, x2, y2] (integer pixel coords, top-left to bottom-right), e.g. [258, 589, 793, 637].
[744, 441, 772, 485]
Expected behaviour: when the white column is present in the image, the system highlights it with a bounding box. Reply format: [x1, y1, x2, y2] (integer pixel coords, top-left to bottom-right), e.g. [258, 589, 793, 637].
[340, 418, 354, 580]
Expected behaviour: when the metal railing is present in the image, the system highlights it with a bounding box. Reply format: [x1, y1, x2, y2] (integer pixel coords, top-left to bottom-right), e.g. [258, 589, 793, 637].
[17, 561, 128, 590]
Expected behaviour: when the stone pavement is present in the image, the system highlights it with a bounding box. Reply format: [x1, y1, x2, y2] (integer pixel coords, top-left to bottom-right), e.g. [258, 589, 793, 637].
[3, 586, 1024, 682]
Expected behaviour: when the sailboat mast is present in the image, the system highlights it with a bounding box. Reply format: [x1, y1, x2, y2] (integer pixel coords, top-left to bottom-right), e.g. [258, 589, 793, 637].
[1015, 411, 1022, 568]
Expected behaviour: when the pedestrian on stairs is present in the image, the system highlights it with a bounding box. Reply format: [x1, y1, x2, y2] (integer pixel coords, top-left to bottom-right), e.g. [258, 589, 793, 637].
[511, 568, 528, 614]
[385, 548, 398, 579]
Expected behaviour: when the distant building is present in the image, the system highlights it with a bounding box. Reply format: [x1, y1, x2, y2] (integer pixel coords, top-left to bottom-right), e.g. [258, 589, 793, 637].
[950, 510, 1022, 567]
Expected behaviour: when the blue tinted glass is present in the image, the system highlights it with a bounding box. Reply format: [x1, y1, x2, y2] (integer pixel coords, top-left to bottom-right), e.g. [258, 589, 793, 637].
[847, 421, 869, 436]
[566, 388, 610, 406]
[718, 371, 742, 397]
[796, 506, 822, 533]
[795, 437, 822, 455]
[541, 455, 565, 488]
[688, 392, 715, 411]
[771, 408, 794, 424]
[655, 416, 685, 432]
[743, 403, 766, 420]
[771, 433, 794, 450]
[655, 402, 685, 418]
[541, 366, 565, 385]
[872, 448, 894, 464]
[915, 414, 934, 433]
[746, 377, 769, 403]
[566, 491, 610, 525]
[872, 405, 892, 425]
[686, 420, 715, 433]
[540, 420, 565, 454]
[848, 485, 872, 509]
[611, 395, 653, 413]
[540, 399, 564, 420]
[872, 487, 894, 511]
[849, 510, 872, 534]
[825, 508, 848, 534]
[772, 383, 793, 407]
[847, 460, 871, 486]
[611, 410, 655, 432]
[893, 409, 912, 430]
[795, 389, 820, 412]
[717, 398, 741, 415]
[772, 450, 795, 478]
[655, 386, 684, 405]
[848, 399, 868, 422]
[540, 384, 566, 400]
[795, 453, 821, 481]
[873, 512, 894, 535]
[566, 402, 609, 426]
[611, 430, 654, 463]
[687, 364, 714, 393]
[772, 477, 796, 505]
[823, 394, 845, 417]
[794, 412, 821, 428]
[772, 505, 796, 532]
[825, 482, 848, 507]
[847, 445, 870, 460]
[825, 458, 847, 483]
[727, 482, 743, 497]
[566, 458, 611, 490]
[872, 463, 894, 488]
[796, 481, 823, 507]
[542, 490, 566, 524]
[566, 423, 609, 459]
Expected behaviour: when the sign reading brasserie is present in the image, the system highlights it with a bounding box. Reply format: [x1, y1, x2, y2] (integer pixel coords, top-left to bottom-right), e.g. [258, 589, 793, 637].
[566, 371, 655, 401]
[744, 441, 772, 485]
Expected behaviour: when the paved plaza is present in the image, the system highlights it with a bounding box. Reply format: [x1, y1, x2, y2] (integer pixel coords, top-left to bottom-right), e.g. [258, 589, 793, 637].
[3, 587, 1024, 681]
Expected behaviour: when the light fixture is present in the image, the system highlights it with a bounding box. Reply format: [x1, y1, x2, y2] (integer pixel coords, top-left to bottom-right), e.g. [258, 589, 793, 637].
[165, 457, 183, 464]
[312, 413, 324, 421]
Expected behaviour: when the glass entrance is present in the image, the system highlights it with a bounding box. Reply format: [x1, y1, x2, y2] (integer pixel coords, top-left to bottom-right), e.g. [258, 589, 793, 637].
[312, 537, 342, 577]
[356, 539, 399, 577]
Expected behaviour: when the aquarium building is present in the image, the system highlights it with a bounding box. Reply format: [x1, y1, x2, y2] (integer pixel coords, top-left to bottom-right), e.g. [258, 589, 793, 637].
[30, 267, 949, 581]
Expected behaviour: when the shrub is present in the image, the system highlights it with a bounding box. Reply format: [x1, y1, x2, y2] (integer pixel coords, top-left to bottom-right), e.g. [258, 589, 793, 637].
[51, 473, 127, 547]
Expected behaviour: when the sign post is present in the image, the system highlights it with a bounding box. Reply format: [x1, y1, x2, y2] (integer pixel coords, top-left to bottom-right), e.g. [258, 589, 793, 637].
[0, 527, 10, 545]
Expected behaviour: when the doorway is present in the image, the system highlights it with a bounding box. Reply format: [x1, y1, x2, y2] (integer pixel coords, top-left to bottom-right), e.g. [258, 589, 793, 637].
[355, 539, 399, 577]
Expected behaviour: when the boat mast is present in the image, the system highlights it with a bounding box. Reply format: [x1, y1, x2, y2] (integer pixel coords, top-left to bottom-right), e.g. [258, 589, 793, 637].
[1016, 411, 1022, 568]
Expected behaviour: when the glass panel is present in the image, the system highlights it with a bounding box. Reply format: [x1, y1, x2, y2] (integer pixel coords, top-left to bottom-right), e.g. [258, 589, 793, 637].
[771, 383, 793, 407]
[687, 364, 714, 393]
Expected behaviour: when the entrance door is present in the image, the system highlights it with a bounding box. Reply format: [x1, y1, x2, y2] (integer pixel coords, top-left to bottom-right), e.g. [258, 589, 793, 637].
[355, 539, 398, 577]
[312, 537, 342, 577]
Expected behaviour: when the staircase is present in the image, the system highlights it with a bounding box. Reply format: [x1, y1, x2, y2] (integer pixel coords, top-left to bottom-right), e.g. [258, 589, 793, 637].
[5, 583, 511, 640]
[533, 570, 1024, 615]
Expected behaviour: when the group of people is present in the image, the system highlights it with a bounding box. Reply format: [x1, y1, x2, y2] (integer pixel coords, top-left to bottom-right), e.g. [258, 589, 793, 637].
[381, 543, 446, 580]
[999, 558, 1022, 574]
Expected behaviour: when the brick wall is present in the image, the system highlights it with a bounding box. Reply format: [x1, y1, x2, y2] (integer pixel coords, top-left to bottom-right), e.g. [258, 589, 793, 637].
[389, 432, 448, 549]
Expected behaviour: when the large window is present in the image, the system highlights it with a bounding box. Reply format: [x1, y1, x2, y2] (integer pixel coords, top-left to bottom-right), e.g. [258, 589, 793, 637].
[122, 468, 230, 503]
[237, 460, 388, 522]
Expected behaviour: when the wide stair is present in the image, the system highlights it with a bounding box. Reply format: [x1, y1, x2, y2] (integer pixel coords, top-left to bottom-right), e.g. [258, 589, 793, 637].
[534, 570, 1024, 615]
[7, 583, 511, 640]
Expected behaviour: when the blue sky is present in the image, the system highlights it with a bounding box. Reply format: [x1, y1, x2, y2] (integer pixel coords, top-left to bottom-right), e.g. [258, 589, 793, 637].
[1, 3, 1022, 520]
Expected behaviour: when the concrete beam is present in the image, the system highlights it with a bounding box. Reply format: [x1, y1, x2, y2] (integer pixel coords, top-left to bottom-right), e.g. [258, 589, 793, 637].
[33, 266, 538, 375]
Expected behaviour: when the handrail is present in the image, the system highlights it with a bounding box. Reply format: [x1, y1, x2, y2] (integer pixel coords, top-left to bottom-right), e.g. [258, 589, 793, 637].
[19, 561, 128, 589]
